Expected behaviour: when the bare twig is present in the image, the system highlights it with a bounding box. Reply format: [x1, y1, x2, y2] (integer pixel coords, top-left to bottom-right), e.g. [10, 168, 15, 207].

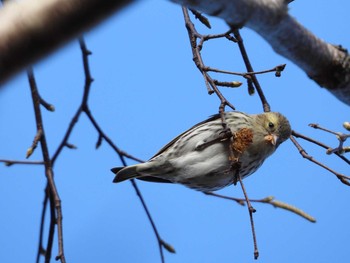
[26, 129, 42, 158]
[309, 123, 350, 155]
[27, 67, 66, 263]
[236, 173, 259, 260]
[205, 64, 286, 77]
[131, 179, 175, 262]
[231, 28, 270, 112]
[0, 159, 44, 166]
[43, 36, 171, 263]
[204, 192, 316, 223]
[182, 7, 235, 112]
[213, 80, 242, 88]
[182, 8, 280, 114]
[36, 193, 49, 263]
[292, 130, 350, 165]
[85, 107, 172, 260]
[39, 96, 55, 112]
[290, 133, 350, 186]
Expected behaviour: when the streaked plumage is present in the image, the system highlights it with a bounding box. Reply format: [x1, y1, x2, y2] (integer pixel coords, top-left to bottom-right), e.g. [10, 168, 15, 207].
[111, 111, 291, 192]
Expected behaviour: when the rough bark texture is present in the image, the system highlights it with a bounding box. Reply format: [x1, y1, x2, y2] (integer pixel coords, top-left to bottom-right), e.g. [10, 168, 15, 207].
[171, 0, 350, 105]
[0, 0, 133, 83]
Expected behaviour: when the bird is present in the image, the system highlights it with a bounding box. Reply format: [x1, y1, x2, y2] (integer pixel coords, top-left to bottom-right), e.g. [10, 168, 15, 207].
[111, 111, 291, 192]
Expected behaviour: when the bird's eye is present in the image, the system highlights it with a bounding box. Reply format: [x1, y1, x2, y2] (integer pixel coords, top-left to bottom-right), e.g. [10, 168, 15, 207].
[268, 122, 275, 129]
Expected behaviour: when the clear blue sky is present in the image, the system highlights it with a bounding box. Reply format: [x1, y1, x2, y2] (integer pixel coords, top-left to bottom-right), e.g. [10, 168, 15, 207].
[0, 0, 349, 262]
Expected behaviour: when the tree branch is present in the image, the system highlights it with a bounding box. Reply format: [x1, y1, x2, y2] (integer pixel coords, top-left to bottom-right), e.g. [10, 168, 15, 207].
[172, 0, 350, 105]
[1, 0, 349, 106]
[27, 68, 66, 262]
[0, 0, 133, 83]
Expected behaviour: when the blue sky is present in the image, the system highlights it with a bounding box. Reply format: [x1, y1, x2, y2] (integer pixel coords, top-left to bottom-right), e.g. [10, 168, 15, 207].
[0, 0, 349, 262]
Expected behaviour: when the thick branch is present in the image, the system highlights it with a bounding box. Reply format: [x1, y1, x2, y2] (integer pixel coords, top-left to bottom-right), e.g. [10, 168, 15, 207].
[172, 0, 350, 105]
[0, 0, 133, 83]
[1, 0, 349, 105]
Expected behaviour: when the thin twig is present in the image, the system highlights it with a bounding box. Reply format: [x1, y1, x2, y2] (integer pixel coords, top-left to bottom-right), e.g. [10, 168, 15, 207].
[183, 8, 278, 114]
[309, 123, 341, 136]
[213, 80, 242, 88]
[36, 192, 49, 263]
[39, 96, 55, 112]
[290, 134, 350, 186]
[0, 159, 44, 166]
[52, 36, 171, 263]
[26, 129, 42, 158]
[292, 130, 350, 165]
[231, 28, 271, 112]
[204, 192, 316, 223]
[131, 179, 175, 262]
[198, 30, 235, 49]
[182, 7, 235, 111]
[27, 67, 66, 263]
[236, 173, 259, 260]
[130, 180, 164, 262]
[86, 110, 172, 259]
[204, 64, 286, 77]
[84, 103, 173, 260]
[309, 123, 350, 155]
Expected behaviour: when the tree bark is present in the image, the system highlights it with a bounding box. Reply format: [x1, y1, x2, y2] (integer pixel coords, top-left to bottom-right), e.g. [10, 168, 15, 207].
[171, 0, 350, 105]
[0, 0, 133, 83]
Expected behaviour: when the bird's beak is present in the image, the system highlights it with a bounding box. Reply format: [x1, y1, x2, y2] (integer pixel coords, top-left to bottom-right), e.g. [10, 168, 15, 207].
[264, 134, 278, 146]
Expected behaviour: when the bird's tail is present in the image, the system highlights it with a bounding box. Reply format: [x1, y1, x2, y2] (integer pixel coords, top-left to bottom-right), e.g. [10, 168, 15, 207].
[111, 165, 139, 183]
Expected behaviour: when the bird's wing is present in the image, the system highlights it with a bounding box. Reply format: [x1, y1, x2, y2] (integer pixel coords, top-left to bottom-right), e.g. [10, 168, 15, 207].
[150, 114, 221, 158]
[137, 176, 172, 183]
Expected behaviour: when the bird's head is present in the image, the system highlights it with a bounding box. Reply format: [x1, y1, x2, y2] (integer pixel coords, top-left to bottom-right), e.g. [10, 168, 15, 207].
[257, 112, 292, 148]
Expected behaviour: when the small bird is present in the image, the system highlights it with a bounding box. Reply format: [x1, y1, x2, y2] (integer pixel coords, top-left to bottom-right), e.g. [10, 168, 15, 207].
[111, 111, 291, 192]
